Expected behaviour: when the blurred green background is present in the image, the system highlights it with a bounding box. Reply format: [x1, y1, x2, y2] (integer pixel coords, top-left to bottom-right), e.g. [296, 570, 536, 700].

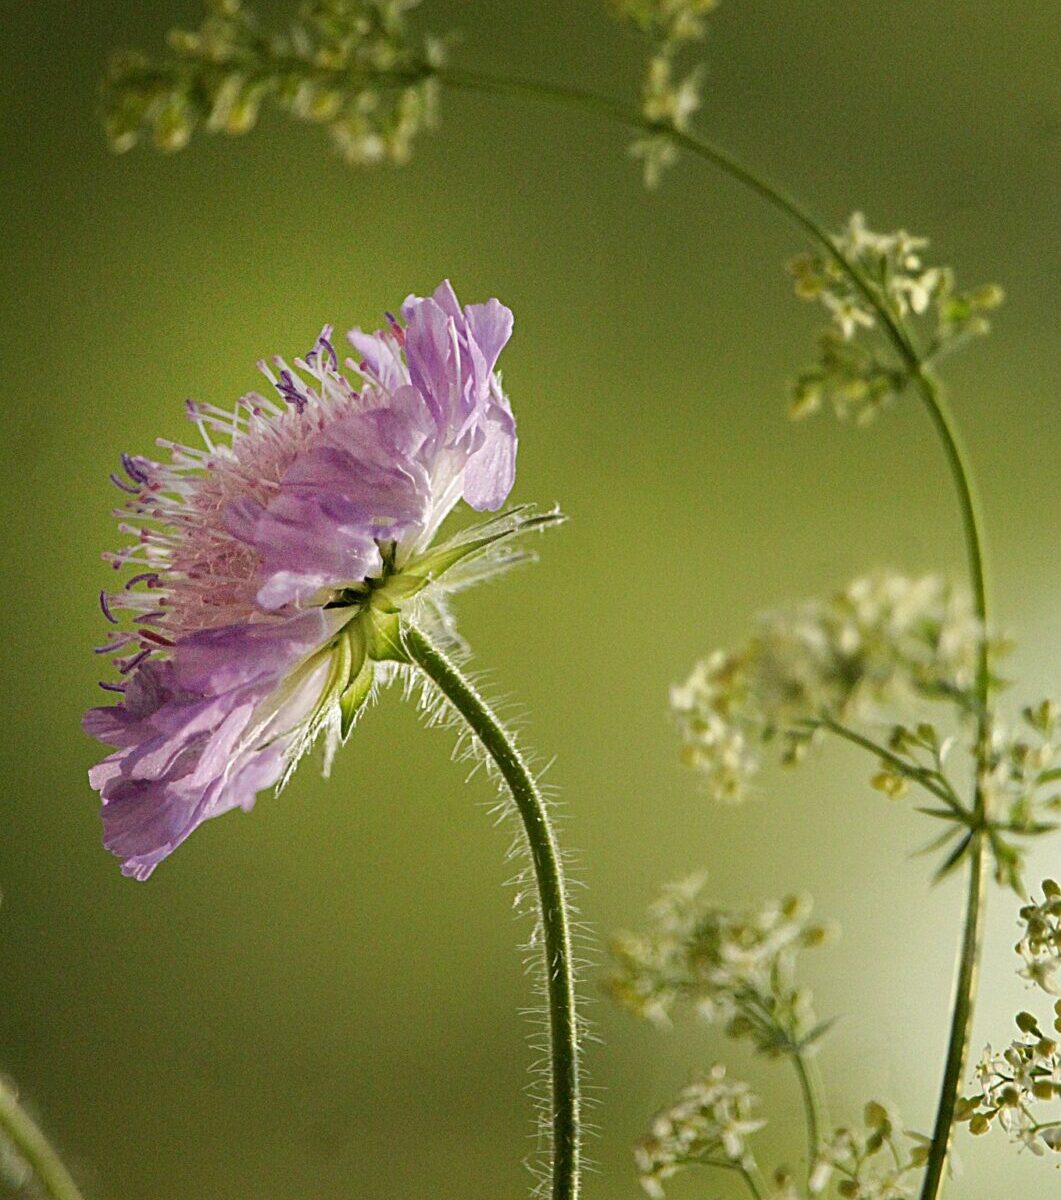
[0, 1, 1058, 1196]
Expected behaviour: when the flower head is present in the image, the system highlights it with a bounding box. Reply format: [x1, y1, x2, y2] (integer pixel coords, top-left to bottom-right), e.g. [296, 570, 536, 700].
[634, 1064, 764, 1198]
[102, 0, 442, 166]
[672, 572, 986, 802]
[787, 213, 1003, 423]
[86, 281, 552, 879]
[608, 875, 836, 1054]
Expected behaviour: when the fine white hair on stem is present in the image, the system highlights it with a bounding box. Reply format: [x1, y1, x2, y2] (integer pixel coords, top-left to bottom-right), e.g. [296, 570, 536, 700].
[397, 634, 593, 1195]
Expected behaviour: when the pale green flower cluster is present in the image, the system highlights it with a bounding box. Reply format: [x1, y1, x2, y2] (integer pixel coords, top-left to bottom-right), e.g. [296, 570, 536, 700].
[102, 0, 440, 165]
[808, 1103, 929, 1199]
[1016, 879, 1061, 994]
[609, 1, 719, 186]
[788, 213, 1003, 423]
[608, 875, 836, 1055]
[980, 704, 1061, 852]
[959, 884, 1061, 1156]
[961, 1012, 1061, 1156]
[671, 572, 983, 802]
[634, 1064, 764, 1198]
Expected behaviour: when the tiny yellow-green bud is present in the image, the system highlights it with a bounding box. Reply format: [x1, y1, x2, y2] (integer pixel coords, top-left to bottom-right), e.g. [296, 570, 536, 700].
[864, 1100, 889, 1129]
[969, 1114, 991, 1135]
[153, 100, 193, 153]
[1016, 1010, 1040, 1035]
[871, 769, 907, 798]
[972, 283, 1004, 310]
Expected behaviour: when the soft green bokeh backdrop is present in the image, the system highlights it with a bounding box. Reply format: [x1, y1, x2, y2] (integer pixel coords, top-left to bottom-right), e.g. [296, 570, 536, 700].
[0, 1, 1058, 1196]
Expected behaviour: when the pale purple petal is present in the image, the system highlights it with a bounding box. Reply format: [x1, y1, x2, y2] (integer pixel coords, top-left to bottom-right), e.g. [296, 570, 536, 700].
[85, 611, 336, 878]
[463, 398, 518, 510]
[463, 299, 514, 380]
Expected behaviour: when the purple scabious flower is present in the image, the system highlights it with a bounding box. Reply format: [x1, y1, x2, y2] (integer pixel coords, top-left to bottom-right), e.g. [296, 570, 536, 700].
[86, 281, 532, 879]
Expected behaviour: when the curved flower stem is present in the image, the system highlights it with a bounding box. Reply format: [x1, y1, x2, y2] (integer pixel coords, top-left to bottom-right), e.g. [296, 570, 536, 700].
[0, 1079, 85, 1200]
[433, 68, 991, 653]
[431, 66, 996, 1198]
[402, 59, 1004, 1197]
[402, 623, 581, 1200]
[792, 1048, 824, 1173]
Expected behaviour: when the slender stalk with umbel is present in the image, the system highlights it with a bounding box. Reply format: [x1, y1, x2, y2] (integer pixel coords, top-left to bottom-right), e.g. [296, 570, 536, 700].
[403, 623, 582, 1200]
[0, 1079, 85, 1200]
[425, 66, 993, 1199]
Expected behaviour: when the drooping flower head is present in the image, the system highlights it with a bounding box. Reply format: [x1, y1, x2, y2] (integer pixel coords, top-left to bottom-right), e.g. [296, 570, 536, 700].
[86, 281, 554, 879]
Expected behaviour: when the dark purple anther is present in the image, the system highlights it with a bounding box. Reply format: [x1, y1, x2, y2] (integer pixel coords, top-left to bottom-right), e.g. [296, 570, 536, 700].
[98, 680, 126, 693]
[125, 572, 161, 590]
[276, 371, 307, 413]
[118, 649, 151, 675]
[121, 453, 151, 484]
[139, 628, 175, 648]
[99, 590, 118, 624]
[110, 473, 140, 494]
[317, 325, 338, 370]
[385, 312, 405, 345]
[94, 633, 132, 654]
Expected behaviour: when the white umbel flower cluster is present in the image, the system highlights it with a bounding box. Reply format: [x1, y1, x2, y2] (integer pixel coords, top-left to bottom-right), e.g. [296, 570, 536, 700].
[103, 0, 441, 166]
[608, 875, 836, 1054]
[787, 213, 1003, 423]
[672, 572, 983, 802]
[962, 1016, 1061, 1156]
[635, 1064, 764, 1198]
[809, 1102, 928, 1199]
[610, 1, 720, 186]
[961, 884, 1061, 1156]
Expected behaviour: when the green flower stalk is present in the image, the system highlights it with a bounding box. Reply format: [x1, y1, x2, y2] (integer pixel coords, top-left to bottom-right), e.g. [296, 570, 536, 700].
[0, 1079, 85, 1200]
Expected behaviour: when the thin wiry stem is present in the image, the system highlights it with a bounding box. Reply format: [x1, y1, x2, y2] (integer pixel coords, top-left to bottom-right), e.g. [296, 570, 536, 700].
[737, 1164, 766, 1200]
[792, 1048, 823, 1175]
[402, 623, 581, 1200]
[0, 1079, 85, 1200]
[699, 1158, 766, 1200]
[430, 66, 993, 1198]
[918, 829, 987, 1199]
[433, 67, 990, 646]
[817, 716, 967, 816]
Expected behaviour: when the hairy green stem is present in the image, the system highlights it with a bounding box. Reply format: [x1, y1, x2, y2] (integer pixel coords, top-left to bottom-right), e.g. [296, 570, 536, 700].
[402, 624, 581, 1200]
[0, 1079, 85, 1200]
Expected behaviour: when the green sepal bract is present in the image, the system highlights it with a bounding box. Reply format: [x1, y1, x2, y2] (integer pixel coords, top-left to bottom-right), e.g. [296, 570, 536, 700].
[406, 504, 565, 587]
[339, 662, 374, 741]
[369, 572, 428, 612]
[365, 608, 407, 663]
